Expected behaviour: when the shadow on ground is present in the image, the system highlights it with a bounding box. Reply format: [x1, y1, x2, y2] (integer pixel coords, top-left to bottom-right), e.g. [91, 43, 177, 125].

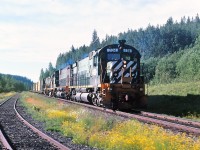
[146, 94, 200, 117]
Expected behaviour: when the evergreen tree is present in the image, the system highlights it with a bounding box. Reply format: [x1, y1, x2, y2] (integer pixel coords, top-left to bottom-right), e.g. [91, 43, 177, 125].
[195, 14, 200, 22]
[44, 68, 50, 78]
[39, 68, 45, 80]
[48, 62, 55, 76]
[71, 45, 76, 52]
[90, 29, 100, 50]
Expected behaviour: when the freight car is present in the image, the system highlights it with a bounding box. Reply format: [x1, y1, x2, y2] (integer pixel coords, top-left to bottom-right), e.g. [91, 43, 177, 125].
[39, 40, 147, 110]
[33, 79, 45, 94]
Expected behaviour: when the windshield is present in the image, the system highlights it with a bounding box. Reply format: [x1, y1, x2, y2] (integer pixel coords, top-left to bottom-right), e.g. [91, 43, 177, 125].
[107, 53, 120, 61]
[122, 53, 131, 61]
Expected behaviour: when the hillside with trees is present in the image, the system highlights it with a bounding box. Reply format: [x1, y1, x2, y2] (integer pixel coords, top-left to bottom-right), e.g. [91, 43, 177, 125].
[40, 14, 200, 83]
[0, 73, 33, 92]
[144, 35, 200, 84]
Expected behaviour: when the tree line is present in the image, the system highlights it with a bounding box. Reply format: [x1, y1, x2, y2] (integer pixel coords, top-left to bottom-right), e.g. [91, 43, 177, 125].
[144, 34, 200, 84]
[40, 14, 200, 83]
[0, 74, 33, 92]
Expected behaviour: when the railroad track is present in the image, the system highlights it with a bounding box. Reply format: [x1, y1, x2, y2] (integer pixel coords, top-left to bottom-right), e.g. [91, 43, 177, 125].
[53, 96, 200, 137]
[140, 111, 200, 129]
[0, 94, 70, 150]
[0, 129, 12, 150]
[127, 110, 200, 136]
[0, 97, 13, 150]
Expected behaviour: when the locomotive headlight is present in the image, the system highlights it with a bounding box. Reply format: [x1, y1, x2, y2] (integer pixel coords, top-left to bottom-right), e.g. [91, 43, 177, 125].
[123, 61, 127, 68]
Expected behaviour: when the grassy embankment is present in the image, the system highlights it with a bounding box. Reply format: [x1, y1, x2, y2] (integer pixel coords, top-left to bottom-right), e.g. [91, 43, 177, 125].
[147, 81, 200, 121]
[19, 92, 200, 150]
[0, 92, 15, 102]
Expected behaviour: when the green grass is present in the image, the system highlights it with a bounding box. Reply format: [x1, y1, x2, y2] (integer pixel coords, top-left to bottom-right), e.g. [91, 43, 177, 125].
[0, 92, 16, 102]
[19, 92, 200, 150]
[147, 81, 200, 96]
[146, 81, 200, 120]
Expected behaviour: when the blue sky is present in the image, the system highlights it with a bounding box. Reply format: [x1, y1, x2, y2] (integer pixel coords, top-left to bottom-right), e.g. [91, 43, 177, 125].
[0, 0, 199, 82]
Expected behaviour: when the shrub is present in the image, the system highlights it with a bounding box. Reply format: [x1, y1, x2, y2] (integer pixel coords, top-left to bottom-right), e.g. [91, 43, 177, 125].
[153, 51, 183, 84]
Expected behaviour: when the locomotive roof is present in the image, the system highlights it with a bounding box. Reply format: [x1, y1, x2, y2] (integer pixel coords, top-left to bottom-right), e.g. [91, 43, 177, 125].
[98, 43, 141, 58]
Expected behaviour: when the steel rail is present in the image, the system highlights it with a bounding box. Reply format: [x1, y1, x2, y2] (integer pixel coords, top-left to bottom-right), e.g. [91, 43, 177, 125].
[140, 111, 200, 128]
[0, 129, 13, 150]
[115, 111, 200, 136]
[0, 96, 14, 150]
[14, 96, 70, 150]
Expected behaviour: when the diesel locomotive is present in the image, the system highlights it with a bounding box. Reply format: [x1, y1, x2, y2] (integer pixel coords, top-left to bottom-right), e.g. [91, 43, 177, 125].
[34, 40, 147, 110]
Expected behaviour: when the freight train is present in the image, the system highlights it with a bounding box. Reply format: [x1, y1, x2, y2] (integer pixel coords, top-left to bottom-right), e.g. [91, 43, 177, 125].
[33, 40, 147, 110]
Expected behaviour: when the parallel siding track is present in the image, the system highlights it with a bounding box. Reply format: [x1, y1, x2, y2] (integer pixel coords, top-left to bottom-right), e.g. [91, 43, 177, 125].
[52, 95, 200, 136]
